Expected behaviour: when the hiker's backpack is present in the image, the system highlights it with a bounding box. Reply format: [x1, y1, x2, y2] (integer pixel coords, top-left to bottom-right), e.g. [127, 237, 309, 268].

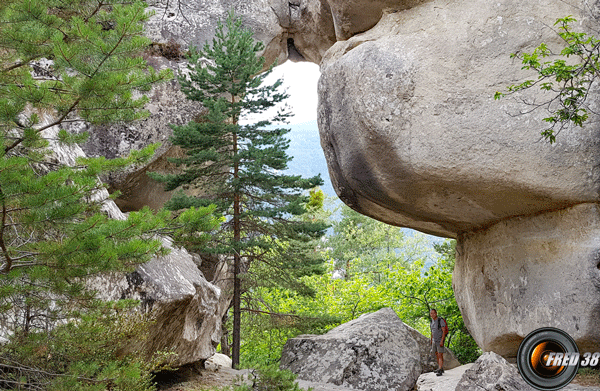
[437, 317, 449, 335]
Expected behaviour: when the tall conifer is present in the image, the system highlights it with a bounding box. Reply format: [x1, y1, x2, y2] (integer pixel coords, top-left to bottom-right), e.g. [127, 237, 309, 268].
[152, 11, 326, 367]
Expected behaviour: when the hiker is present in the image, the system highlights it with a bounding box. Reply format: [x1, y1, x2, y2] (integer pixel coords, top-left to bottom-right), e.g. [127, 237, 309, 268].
[430, 308, 448, 376]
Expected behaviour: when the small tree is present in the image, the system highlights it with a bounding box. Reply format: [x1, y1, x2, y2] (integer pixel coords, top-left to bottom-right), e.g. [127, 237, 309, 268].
[151, 11, 326, 368]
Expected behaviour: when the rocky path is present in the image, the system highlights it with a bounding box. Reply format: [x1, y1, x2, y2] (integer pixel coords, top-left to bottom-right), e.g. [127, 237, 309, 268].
[417, 364, 600, 391]
[156, 360, 600, 391]
[158, 365, 600, 391]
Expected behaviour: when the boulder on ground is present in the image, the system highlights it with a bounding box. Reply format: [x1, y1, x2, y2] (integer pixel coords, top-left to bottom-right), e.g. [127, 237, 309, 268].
[205, 353, 233, 371]
[455, 352, 534, 391]
[89, 238, 233, 367]
[280, 308, 433, 391]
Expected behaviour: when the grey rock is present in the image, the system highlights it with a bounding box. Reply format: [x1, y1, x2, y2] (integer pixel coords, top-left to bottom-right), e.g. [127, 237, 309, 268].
[323, 0, 422, 41]
[318, 1, 600, 238]
[455, 352, 535, 391]
[418, 360, 600, 391]
[144, 0, 285, 67]
[295, 379, 361, 391]
[89, 238, 233, 366]
[78, 56, 203, 212]
[454, 203, 600, 359]
[280, 308, 430, 391]
[205, 352, 233, 370]
[315, 0, 600, 358]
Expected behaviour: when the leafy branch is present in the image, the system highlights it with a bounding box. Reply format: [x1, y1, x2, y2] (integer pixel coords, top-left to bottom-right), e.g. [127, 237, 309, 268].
[495, 16, 600, 143]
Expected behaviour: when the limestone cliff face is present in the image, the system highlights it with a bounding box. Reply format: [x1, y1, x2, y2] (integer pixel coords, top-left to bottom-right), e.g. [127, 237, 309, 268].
[87, 0, 600, 360]
[39, 115, 232, 367]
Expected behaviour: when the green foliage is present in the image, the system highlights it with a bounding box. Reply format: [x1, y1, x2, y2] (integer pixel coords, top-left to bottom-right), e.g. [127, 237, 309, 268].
[0, 305, 170, 391]
[495, 16, 599, 143]
[0, 1, 219, 389]
[237, 231, 481, 367]
[382, 240, 480, 363]
[0, 0, 172, 150]
[324, 205, 411, 281]
[226, 365, 309, 391]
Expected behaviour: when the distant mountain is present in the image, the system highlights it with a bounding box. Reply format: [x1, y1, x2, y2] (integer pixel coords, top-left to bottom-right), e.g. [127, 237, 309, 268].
[284, 120, 336, 198]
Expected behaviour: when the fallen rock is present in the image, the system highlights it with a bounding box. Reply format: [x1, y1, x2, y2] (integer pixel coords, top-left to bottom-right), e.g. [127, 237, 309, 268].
[205, 352, 233, 371]
[280, 308, 432, 391]
[89, 238, 233, 367]
[455, 352, 534, 391]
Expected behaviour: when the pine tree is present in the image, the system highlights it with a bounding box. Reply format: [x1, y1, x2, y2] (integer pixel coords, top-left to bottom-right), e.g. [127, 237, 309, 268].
[0, 1, 220, 388]
[151, 11, 327, 368]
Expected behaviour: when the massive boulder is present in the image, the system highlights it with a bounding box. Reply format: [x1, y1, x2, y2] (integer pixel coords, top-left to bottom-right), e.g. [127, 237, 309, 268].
[455, 352, 534, 391]
[318, 0, 600, 238]
[315, 0, 600, 358]
[280, 308, 438, 391]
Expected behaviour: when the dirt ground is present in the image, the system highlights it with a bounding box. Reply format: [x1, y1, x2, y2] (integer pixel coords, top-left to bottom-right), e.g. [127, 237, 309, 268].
[155, 365, 248, 391]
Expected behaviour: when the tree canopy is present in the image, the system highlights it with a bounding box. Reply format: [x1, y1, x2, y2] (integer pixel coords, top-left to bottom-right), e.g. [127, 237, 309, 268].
[0, 1, 220, 389]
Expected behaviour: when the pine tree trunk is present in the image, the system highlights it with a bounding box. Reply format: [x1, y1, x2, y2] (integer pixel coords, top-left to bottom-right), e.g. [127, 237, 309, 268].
[220, 312, 230, 357]
[232, 129, 241, 369]
[232, 252, 240, 368]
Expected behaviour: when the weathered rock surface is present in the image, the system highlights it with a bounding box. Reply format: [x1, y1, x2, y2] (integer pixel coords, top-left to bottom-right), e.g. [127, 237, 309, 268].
[318, 0, 600, 238]
[454, 203, 600, 359]
[455, 352, 534, 391]
[417, 359, 600, 391]
[205, 352, 233, 370]
[280, 308, 436, 391]
[77, 56, 203, 212]
[89, 238, 232, 366]
[144, 0, 338, 65]
[144, 0, 285, 67]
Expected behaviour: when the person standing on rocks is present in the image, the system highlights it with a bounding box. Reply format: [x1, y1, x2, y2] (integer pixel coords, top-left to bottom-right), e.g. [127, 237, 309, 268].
[430, 308, 448, 376]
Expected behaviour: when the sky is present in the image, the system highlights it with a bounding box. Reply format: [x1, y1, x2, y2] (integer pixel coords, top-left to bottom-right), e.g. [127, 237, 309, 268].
[244, 60, 321, 124]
